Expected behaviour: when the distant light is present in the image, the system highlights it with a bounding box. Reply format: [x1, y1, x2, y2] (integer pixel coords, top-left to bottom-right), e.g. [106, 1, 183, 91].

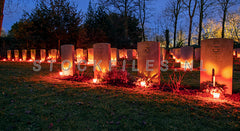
[59, 71, 63, 76]
[19, 59, 22, 61]
[28, 59, 33, 62]
[3, 58, 6, 61]
[12, 59, 14, 61]
[140, 81, 146, 87]
[93, 78, 98, 83]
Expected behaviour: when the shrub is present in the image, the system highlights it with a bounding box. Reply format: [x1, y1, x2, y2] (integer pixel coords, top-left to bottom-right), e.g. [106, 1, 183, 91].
[102, 69, 135, 87]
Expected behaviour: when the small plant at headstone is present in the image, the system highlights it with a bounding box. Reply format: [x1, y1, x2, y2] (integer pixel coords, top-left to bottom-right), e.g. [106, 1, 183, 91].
[167, 71, 186, 92]
[200, 81, 226, 95]
[102, 69, 135, 87]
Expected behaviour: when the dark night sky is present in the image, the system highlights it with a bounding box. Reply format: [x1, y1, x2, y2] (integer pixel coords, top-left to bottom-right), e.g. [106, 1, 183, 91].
[2, 0, 167, 33]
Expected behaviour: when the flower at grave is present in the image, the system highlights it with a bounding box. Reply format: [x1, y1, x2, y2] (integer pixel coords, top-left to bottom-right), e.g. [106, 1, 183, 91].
[200, 81, 226, 99]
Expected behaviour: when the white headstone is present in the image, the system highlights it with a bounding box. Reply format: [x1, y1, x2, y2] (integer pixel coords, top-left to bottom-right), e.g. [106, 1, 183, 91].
[180, 46, 193, 69]
[93, 43, 111, 78]
[40, 49, 46, 62]
[31, 49, 36, 61]
[127, 49, 133, 60]
[22, 49, 27, 61]
[88, 48, 94, 65]
[14, 50, 19, 61]
[111, 48, 117, 66]
[200, 38, 233, 95]
[61, 45, 75, 76]
[137, 41, 161, 84]
[76, 48, 83, 63]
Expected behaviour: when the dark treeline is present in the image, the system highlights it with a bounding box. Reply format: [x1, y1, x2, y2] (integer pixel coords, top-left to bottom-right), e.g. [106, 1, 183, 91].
[0, 0, 142, 53]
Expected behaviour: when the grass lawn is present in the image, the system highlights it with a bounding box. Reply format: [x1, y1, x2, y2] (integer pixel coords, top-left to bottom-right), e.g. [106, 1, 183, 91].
[0, 62, 240, 130]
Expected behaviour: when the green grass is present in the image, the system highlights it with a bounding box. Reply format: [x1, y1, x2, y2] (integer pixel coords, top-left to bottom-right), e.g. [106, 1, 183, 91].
[0, 62, 240, 130]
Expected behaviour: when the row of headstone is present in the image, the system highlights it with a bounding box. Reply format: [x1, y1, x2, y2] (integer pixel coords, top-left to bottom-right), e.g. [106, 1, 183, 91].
[61, 42, 162, 83]
[233, 48, 240, 58]
[6, 49, 59, 62]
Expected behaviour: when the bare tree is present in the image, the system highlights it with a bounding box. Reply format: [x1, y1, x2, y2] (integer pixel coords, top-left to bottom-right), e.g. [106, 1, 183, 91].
[164, 0, 183, 48]
[217, 0, 237, 38]
[197, 0, 214, 46]
[0, 0, 5, 36]
[136, 0, 151, 42]
[183, 0, 198, 46]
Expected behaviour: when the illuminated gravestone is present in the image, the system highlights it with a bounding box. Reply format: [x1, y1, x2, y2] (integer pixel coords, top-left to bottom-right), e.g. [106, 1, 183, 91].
[14, 50, 19, 61]
[47, 50, 51, 59]
[40, 49, 46, 62]
[83, 49, 88, 61]
[133, 49, 138, 59]
[76, 48, 83, 63]
[127, 49, 133, 60]
[195, 48, 200, 61]
[22, 49, 27, 61]
[201, 38, 233, 95]
[88, 48, 94, 65]
[160, 48, 166, 61]
[93, 43, 111, 79]
[61, 45, 75, 76]
[111, 48, 117, 66]
[172, 48, 181, 63]
[137, 41, 161, 83]
[180, 46, 193, 69]
[51, 49, 58, 62]
[119, 49, 127, 59]
[7, 50, 11, 60]
[31, 49, 36, 61]
[237, 48, 240, 58]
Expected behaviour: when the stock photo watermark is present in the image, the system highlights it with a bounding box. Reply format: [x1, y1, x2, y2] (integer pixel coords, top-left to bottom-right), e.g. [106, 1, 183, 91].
[33, 60, 207, 72]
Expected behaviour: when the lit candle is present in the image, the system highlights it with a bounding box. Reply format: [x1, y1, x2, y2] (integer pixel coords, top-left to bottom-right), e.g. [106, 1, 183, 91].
[212, 68, 215, 87]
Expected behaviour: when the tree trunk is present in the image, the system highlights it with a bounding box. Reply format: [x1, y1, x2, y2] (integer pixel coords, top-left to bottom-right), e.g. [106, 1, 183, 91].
[174, 17, 178, 48]
[222, 9, 227, 38]
[198, 1, 203, 46]
[0, 0, 5, 36]
[188, 17, 193, 46]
